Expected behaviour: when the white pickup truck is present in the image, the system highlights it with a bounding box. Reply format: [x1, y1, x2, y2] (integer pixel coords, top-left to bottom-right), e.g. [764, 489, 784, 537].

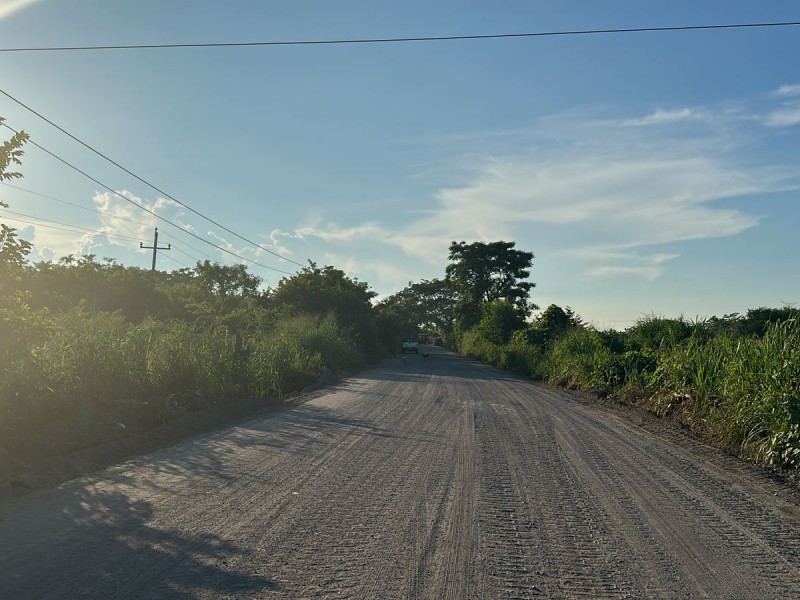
[401, 337, 420, 353]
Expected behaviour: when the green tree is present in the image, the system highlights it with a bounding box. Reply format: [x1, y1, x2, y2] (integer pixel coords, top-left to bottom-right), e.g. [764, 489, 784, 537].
[25, 255, 181, 321]
[174, 260, 263, 330]
[376, 278, 456, 342]
[264, 263, 380, 352]
[474, 300, 526, 345]
[0, 120, 30, 275]
[445, 240, 536, 332]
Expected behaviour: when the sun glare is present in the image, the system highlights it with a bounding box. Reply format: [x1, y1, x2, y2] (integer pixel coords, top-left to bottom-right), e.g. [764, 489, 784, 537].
[0, 0, 41, 20]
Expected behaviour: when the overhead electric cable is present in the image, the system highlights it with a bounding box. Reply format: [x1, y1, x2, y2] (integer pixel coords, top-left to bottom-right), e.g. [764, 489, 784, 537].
[0, 21, 798, 53]
[1, 121, 294, 275]
[1, 212, 147, 243]
[159, 252, 190, 269]
[1, 181, 159, 229]
[164, 242, 208, 264]
[0, 181, 214, 262]
[0, 88, 308, 268]
[0, 181, 220, 260]
[1, 181, 216, 262]
[155, 231, 218, 262]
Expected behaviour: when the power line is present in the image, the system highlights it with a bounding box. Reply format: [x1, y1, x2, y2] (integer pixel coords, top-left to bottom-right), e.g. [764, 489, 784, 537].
[159, 251, 189, 269]
[1, 180, 216, 262]
[1, 181, 157, 229]
[3, 210, 209, 266]
[0, 212, 146, 243]
[1, 120, 295, 275]
[2, 213, 199, 268]
[0, 21, 798, 53]
[157, 231, 218, 262]
[165, 240, 210, 264]
[0, 88, 308, 268]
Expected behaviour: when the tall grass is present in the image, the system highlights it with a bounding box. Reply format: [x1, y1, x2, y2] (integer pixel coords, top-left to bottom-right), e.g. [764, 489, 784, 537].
[0, 308, 365, 449]
[458, 315, 800, 471]
[657, 320, 800, 466]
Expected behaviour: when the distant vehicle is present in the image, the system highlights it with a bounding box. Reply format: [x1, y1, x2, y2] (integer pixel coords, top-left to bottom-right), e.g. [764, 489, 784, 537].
[401, 337, 420, 353]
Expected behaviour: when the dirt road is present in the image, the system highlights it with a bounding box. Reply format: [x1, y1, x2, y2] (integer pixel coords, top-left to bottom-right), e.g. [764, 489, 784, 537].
[2, 348, 799, 599]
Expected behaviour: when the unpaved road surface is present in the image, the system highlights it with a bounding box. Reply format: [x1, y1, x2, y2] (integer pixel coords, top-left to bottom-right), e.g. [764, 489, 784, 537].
[2, 348, 800, 599]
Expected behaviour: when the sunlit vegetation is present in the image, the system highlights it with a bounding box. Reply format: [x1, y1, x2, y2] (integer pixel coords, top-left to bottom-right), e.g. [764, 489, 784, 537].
[458, 305, 800, 472]
[0, 258, 379, 454]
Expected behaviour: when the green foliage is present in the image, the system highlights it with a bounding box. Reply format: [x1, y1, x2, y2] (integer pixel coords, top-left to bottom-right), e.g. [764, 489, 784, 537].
[626, 315, 695, 352]
[547, 328, 615, 390]
[474, 300, 525, 345]
[0, 248, 375, 454]
[445, 240, 536, 333]
[265, 262, 381, 353]
[1, 121, 31, 275]
[0, 223, 32, 270]
[655, 320, 800, 467]
[517, 304, 583, 349]
[245, 314, 364, 397]
[460, 302, 800, 471]
[21, 256, 179, 321]
[375, 278, 456, 347]
[0, 119, 28, 182]
[458, 329, 503, 364]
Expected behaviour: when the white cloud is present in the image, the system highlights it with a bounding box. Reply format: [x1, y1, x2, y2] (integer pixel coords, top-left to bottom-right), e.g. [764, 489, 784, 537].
[422, 152, 763, 245]
[623, 108, 698, 127]
[295, 222, 387, 243]
[772, 84, 800, 98]
[585, 266, 664, 281]
[290, 145, 781, 289]
[647, 253, 680, 265]
[764, 104, 800, 127]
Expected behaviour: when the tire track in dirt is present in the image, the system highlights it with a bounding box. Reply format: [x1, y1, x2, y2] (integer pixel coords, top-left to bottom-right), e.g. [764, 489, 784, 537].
[542, 389, 800, 596]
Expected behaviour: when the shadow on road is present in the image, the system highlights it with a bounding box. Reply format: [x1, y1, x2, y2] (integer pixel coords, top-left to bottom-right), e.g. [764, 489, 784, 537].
[357, 347, 523, 383]
[102, 403, 393, 490]
[0, 484, 277, 598]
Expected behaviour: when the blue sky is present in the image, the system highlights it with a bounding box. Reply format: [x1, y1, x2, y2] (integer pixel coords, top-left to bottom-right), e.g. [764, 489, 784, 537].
[1, 1, 799, 328]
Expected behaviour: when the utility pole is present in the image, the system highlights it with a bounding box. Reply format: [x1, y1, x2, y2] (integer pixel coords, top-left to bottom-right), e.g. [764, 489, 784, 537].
[140, 227, 171, 271]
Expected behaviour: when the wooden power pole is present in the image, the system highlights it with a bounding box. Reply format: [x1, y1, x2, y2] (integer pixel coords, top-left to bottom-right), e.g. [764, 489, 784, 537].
[140, 227, 171, 271]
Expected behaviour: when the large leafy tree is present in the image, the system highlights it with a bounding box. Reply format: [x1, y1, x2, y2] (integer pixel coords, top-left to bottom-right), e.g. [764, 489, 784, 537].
[445, 240, 536, 332]
[474, 300, 526, 345]
[377, 278, 456, 339]
[516, 304, 583, 348]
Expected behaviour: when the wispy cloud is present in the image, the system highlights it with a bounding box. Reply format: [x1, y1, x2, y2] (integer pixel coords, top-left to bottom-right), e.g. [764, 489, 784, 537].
[772, 84, 800, 98]
[288, 91, 798, 292]
[0, 0, 42, 19]
[585, 266, 664, 281]
[764, 104, 800, 127]
[623, 108, 699, 127]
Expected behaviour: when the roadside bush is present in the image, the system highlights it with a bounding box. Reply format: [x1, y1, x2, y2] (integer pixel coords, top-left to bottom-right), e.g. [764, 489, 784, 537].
[498, 334, 548, 377]
[245, 314, 365, 398]
[547, 328, 614, 390]
[656, 320, 800, 467]
[627, 316, 695, 353]
[458, 329, 502, 364]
